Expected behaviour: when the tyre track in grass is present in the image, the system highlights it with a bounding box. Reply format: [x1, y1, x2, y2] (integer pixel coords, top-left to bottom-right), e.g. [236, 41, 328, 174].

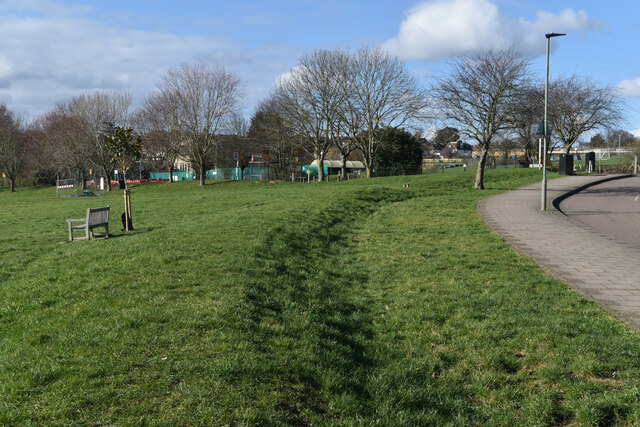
[221, 187, 413, 424]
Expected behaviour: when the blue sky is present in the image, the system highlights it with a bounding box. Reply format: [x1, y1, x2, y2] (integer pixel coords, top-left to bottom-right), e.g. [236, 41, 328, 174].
[0, 0, 639, 137]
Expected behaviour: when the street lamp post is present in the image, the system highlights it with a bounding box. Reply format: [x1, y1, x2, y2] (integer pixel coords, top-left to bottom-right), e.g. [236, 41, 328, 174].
[541, 32, 566, 211]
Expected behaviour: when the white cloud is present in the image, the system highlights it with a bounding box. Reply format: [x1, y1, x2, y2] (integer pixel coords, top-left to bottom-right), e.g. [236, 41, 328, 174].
[383, 0, 602, 60]
[0, 0, 94, 17]
[617, 77, 640, 97]
[0, 56, 13, 80]
[0, 11, 225, 114]
[0, 1, 297, 118]
[632, 129, 640, 138]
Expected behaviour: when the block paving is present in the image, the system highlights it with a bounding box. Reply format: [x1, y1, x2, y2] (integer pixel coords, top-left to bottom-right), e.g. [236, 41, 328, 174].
[477, 174, 640, 330]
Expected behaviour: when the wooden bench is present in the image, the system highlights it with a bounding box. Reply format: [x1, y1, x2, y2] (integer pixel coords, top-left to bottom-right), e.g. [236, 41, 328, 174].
[67, 206, 110, 242]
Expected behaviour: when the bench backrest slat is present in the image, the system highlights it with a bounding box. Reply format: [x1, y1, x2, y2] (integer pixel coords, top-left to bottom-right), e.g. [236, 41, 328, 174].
[87, 206, 110, 226]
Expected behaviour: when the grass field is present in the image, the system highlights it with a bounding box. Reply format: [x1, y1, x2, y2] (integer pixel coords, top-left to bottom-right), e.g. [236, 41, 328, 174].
[2, 168, 640, 424]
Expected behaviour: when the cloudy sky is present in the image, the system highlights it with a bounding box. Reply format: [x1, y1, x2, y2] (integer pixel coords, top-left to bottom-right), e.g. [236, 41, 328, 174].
[1, 0, 639, 136]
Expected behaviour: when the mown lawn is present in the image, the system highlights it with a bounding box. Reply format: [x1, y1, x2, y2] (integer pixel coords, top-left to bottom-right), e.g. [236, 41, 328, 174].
[2, 168, 640, 425]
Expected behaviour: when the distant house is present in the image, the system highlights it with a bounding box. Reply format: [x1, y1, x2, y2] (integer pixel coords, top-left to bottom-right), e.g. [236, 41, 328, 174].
[424, 140, 474, 158]
[454, 141, 473, 157]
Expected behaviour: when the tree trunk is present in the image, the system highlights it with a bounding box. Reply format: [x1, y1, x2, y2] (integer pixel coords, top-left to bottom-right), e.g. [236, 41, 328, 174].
[105, 167, 113, 191]
[168, 166, 173, 183]
[475, 146, 489, 190]
[341, 155, 347, 179]
[317, 150, 324, 181]
[10, 176, 16, 192]
[81, 170, 87, 190]
[365, 135, 375, 178]
[364, 154, 373, 178]
[101, 164, 113, 191]
[563, 144, 572, 154]
[199, 164, 206, 185]
[524, 141, 534, 164]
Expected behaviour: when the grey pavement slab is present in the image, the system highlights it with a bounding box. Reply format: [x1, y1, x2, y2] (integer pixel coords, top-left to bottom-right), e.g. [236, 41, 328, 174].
[477, 174, 640, 330]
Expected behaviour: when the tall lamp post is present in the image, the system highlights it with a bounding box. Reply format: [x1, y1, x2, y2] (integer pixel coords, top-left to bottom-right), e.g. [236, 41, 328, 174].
[541, 32, 566, 211]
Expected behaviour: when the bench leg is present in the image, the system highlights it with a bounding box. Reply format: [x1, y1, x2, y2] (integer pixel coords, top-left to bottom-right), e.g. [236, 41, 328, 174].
[85, 225, 90, 240]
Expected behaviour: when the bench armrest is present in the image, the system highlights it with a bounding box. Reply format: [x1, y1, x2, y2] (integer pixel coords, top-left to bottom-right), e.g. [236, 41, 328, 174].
[66, 218, 86, 223]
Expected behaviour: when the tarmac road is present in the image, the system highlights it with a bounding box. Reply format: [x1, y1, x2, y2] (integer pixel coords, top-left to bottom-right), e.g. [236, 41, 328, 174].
[559, 176, 640, 246]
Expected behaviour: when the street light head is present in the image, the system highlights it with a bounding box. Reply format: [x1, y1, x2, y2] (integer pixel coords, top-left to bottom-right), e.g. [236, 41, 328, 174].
[545, 32, 566, 38]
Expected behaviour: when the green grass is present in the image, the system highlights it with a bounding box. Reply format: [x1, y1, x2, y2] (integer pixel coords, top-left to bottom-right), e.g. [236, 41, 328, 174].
[557, 154, 635, 174]
[2, 168, 640, 424]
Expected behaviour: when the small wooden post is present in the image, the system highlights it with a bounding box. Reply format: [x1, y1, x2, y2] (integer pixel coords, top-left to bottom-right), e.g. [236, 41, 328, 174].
[123, 189, 132, 232]
[598, 155, 602, 174]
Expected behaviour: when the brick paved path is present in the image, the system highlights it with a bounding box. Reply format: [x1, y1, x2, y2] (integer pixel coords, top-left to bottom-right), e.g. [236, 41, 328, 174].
[477, 174, 640, 330]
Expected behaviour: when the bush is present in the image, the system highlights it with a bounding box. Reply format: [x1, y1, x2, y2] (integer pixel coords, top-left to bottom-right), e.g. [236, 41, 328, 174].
[373, 127, 422, 177]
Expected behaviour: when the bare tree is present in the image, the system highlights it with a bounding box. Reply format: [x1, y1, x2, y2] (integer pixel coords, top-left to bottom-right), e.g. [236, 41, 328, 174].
[548, 75, 624, 153]
[249, 98, 298, 180]
[223, 112, 253, 180]
[30, 115, 67, 182]
[33, 107, 94, 188]
[137, 92, 183, 183]
[340, 48, 429, 178]
[512, 85, 544, 164]
[0, 104, 27, 192]
[68, 91, 132, 191]
[274, 49, 345, 181]
[492, 136, 519, 165]
[605, 129, 635, 150]
[225, 111, 249, 139]
[433, 49, 531, 189]
[155, 62, 243, 185]
[334, 134, 355, 179]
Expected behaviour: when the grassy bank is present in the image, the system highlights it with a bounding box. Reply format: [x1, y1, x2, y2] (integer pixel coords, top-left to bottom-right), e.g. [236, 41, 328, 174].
[1, 168, 640, 424]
